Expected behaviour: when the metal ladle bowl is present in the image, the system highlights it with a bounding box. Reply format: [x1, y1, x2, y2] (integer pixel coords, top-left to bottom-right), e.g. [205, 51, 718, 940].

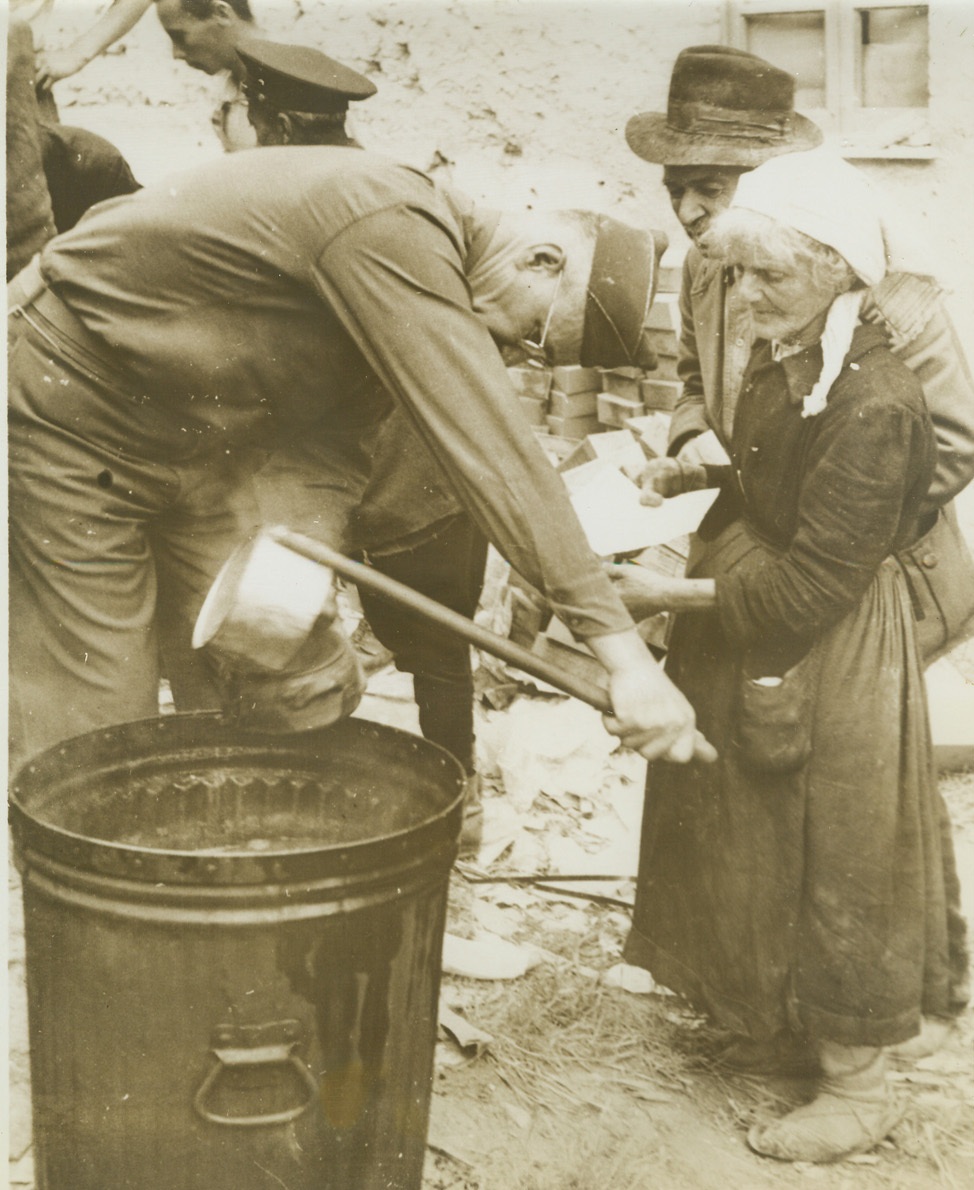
[193, 533, 339, 674]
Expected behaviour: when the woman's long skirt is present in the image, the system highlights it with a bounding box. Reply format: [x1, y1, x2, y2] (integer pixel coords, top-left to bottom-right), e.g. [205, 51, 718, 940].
[624, 531, 952, 1047]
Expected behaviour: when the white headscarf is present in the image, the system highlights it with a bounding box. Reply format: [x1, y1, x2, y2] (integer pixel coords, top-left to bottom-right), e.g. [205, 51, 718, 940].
[733, 148, 886, 286]
[731, 149, 887, 416]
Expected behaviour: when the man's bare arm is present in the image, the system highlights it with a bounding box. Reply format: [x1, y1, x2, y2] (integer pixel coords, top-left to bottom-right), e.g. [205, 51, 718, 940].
[36, 0, 152, 89]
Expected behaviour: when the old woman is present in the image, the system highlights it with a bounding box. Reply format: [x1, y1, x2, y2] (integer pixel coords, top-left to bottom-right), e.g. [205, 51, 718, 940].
[616, 149, 952, 1163]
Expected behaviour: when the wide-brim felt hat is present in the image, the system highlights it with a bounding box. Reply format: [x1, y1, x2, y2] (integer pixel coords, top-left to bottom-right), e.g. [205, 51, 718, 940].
[237, 37, 377, 114]
[626, 45, 822, 167]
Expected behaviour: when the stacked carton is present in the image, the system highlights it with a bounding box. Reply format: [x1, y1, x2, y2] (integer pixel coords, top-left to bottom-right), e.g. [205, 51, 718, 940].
[507, 365, 552, 427]
[505, 259, 686, 452]
[545, 365, 603, 439]
[640, 291, 682, 411]
[498, 262, 695, 661]
[593, 272, 683, 430]
[597, 368, 645, 428]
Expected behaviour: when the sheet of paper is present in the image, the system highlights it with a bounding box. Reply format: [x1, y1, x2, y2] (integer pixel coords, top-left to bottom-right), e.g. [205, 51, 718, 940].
[563, 460, 718, 557]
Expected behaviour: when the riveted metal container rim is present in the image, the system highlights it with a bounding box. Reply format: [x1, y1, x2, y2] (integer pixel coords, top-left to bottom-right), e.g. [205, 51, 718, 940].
[18, 846, 457, 919]
[9, 713, 466, 887]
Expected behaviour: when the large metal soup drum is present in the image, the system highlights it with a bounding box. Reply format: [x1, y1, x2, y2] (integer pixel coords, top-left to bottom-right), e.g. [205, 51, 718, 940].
[10, 713, 465, 1190]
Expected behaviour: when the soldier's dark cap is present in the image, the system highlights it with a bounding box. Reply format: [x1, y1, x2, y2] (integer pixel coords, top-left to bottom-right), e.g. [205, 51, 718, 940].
[581, 219, 668, 370]
[237, 38, 377, 114]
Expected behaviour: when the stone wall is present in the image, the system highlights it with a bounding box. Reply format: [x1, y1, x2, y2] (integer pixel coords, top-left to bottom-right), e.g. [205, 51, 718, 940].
[43, 0, 974, 340]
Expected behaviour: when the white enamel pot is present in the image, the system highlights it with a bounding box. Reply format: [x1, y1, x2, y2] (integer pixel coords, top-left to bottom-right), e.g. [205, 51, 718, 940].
[192, 531, 337, 673]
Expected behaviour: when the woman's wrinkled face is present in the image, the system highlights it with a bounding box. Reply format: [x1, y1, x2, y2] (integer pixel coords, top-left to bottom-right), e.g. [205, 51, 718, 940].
[732, 258, 839, 344]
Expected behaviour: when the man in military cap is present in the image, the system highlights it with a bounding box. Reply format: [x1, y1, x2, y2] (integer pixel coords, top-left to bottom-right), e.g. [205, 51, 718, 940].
[237, 37, 375, 148]
[8, 146, 715, 783]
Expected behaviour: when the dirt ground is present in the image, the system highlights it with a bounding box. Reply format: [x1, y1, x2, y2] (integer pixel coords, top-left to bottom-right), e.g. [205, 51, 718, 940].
[422, 738, 974, 1190]
[7, 11, 974, 1188]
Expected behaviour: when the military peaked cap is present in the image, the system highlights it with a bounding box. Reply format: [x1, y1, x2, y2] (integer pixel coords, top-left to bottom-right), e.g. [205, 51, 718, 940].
[237, 38, 377, 114]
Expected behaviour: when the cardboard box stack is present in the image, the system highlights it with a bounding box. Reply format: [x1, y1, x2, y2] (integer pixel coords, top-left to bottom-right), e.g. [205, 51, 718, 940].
[639, 290, 683, 410]
[597, 368, 645, 428]
[507, 364, 552, 427]
[504, 258, 686, 456]
[494, 262, 694, 662]
[545, 365, 603, 439]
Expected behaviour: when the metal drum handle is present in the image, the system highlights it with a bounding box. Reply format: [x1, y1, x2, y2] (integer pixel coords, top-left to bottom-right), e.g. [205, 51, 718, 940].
[194, 1021, 318, 1127]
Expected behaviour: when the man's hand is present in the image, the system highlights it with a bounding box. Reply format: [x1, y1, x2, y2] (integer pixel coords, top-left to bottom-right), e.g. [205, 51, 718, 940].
[35, 48, 87, 90]
[587, 628, 717, 764]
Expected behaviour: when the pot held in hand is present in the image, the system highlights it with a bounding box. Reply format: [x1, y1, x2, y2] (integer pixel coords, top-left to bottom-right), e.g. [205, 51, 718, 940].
[193, 533, 365, 732]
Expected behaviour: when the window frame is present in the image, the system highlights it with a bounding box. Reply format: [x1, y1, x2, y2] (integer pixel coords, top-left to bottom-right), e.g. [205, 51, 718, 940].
[725, 0, 934, 159]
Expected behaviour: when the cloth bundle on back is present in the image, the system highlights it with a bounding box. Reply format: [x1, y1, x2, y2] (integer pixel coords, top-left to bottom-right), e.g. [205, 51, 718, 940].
[6, 20, 57, 278]
[5, 18, 141, 280]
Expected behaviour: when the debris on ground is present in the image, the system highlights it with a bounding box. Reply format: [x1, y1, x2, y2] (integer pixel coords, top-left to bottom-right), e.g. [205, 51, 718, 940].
[442, 932, 545, 981]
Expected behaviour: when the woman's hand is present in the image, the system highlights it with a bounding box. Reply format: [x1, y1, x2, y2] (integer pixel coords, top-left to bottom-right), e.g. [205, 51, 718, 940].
[634, 457, 708, 506]
[604, 562, 671, 619]
[635, 457, 685, 506]
[605, 564, 718, 617]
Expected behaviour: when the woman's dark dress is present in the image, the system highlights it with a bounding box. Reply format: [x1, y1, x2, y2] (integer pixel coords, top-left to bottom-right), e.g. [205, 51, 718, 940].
[625, 325, 953, 1046]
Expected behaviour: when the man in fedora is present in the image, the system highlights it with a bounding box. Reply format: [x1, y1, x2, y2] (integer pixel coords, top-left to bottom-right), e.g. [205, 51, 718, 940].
[621, 42, 973, 1066]
[628, 45, 821, 461]
[626, 44, 974, 508]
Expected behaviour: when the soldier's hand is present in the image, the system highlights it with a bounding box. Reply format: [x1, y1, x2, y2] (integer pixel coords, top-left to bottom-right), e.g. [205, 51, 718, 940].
[601, 655, 716, 764]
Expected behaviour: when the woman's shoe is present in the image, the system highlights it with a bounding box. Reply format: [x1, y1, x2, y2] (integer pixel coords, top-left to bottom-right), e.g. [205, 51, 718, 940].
[747, 1044, 902, 1164]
